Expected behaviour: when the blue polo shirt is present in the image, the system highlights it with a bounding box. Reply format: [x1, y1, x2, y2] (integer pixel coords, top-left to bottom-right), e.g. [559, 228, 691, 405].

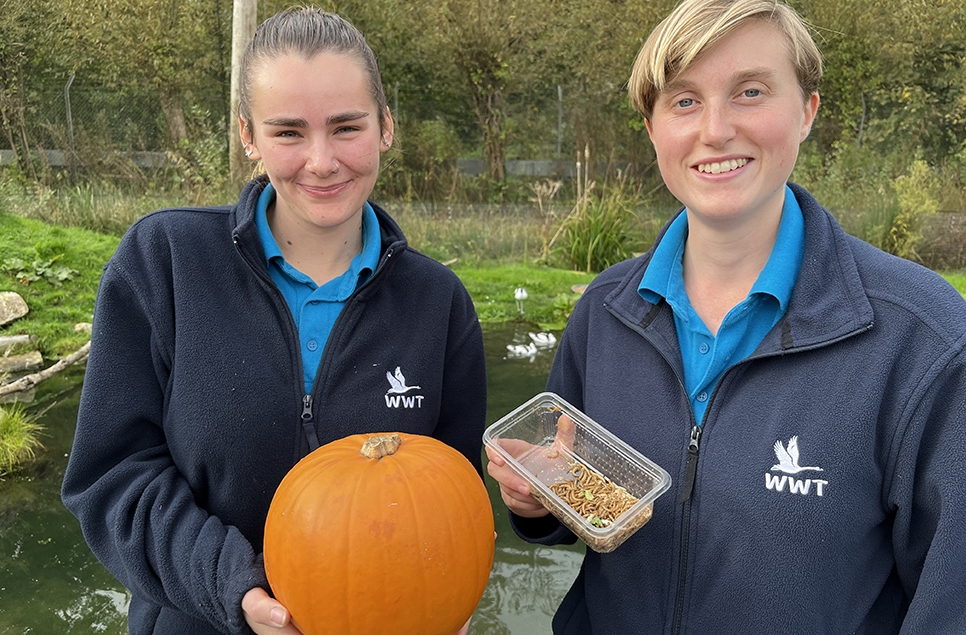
[639, 185, 804, 424]
[256, 184, 381, 394]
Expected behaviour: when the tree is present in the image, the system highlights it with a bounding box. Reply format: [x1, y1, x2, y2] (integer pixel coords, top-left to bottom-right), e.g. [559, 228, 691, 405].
[799, 0, 966, 163]
[0, 0, 65, 176]
[541, 0, 672, 174]
[423, 0, 549, 182]
[57, 0, 227, 147]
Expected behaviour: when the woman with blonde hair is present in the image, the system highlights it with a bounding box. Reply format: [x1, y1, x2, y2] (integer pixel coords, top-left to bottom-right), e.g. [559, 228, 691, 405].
[488, 0, 966, 632]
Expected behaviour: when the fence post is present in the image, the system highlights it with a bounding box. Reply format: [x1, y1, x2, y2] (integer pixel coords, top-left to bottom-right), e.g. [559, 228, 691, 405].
[229, 0, 257, 188]
[64, 74, 76, 179]
[557, 84, 563, 158]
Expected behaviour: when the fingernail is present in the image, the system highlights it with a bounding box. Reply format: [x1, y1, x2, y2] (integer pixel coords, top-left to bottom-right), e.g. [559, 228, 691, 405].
[270, 607, 286, 626]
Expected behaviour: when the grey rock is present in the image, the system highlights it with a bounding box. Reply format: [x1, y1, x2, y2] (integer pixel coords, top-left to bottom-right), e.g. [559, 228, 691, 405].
[0, 291, 29, 327]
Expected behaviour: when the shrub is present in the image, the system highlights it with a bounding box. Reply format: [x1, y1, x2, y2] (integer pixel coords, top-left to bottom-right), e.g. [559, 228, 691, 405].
[889, 159, 940, 261]
[545, 149, 639, 273]
[0, 403, 44, 476]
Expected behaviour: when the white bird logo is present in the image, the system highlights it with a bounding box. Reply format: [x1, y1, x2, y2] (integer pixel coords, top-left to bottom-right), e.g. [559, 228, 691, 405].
[771, 436, 824, 474]
[386, 366, 420, 394]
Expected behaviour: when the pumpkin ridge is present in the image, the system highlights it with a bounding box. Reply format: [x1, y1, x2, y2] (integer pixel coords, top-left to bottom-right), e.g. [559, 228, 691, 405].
[343, 451, 367, 633]
[399, 449, 433, 630]
[440, 454, 494, 604]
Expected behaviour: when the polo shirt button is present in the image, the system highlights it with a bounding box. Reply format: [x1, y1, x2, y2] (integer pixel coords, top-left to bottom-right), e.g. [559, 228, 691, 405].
[307, 339, 318, 351]
[699, 342, 710, 354]
[696, 391, 708, 402]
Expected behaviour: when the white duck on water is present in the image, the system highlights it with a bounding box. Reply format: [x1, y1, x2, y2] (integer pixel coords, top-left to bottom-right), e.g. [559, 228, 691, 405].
[528, 332, 557, 349]
[506, 342, 538, 359]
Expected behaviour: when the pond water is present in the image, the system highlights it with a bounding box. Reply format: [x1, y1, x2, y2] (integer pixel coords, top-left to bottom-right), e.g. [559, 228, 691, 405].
[0, 323, 582, 635]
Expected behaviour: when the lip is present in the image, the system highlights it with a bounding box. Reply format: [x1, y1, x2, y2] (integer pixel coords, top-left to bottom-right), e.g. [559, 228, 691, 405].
[692, 157, 752, 176]
[299, 180, 351, 198]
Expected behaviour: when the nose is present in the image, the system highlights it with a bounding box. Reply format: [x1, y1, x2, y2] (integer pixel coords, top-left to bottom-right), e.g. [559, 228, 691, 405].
[699, 100, 736, 147]
[305, 136, 339, 176]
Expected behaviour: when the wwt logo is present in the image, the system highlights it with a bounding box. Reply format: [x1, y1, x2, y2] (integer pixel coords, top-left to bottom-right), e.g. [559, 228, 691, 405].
[384, 366, 423, 409]
[765, 436, 828, 497]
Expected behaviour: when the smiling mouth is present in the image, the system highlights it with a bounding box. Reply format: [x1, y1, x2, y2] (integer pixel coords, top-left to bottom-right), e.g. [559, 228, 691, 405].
[303, 181, 350, 196]
[696, 158, 749, 174]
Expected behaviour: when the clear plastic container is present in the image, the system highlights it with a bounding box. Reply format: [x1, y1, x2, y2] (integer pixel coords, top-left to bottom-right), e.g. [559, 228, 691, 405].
[484, 392, 672, 553]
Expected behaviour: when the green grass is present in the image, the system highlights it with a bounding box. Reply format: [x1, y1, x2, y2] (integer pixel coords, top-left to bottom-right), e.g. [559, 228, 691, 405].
[0, 403, 44, 476]
[0, 213, 120, 357]
[453, 263, 597, 330]
[941, 270, 966, 296]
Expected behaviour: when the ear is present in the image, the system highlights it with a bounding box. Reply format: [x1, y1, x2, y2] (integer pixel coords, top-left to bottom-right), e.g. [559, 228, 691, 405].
[380, 108, 395, 153]
[644, 117, 654, 141]
[238, 116, 261, 160]
[800, 92, 820, 142]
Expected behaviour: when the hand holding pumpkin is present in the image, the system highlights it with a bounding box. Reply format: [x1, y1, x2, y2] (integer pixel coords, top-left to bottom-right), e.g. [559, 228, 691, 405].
[485, 413, 577, 519]
[242, 587, 303, 635]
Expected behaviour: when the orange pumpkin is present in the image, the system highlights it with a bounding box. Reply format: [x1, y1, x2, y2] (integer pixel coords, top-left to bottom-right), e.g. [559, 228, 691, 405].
[263, 433, 495, 635]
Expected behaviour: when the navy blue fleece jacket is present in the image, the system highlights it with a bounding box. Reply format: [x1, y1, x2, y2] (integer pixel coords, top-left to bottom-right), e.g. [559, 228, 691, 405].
[513, 183, 966, 635]
[61, 176, 487, 634]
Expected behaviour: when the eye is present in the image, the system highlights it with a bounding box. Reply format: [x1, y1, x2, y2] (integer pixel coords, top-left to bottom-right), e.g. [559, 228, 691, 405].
[743, 88, 762, 98]
[675, 97, 695, 108]
[275, 130, 300, 138]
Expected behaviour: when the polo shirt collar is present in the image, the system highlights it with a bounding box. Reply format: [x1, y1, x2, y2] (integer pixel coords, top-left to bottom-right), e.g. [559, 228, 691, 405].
[639, 184, 805, 313]
[254, 183, 380, 295]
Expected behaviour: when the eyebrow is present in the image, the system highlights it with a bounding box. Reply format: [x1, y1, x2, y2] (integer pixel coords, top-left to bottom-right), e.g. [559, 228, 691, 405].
[260, 111, 371, 128]
[664, 67, 778, 94]
[262, 116, 308, 128]
[326, 111, 370, 125]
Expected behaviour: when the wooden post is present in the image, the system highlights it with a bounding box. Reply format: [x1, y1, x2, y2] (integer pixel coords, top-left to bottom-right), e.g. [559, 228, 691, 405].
[229, 0, 258, 189]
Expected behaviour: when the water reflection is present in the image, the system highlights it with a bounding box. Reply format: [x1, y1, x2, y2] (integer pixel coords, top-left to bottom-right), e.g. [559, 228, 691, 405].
[0, 324, 581, 635]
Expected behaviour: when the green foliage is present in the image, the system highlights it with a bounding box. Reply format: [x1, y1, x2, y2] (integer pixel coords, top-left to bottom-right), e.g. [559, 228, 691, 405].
[889, 159, 940, 261]
[378, 118, 464, 201]
[0, 403, 44, 476]
[546, 155, 641, 273]
[549, 292, 580, 326]
[165, 106, 232, 204]
[57, 0, 228, 145]
[794, 140, 945, 263]
[937, 145, 966, 212]
[5, 0, 966, 206]
[2, 251, 78, 287]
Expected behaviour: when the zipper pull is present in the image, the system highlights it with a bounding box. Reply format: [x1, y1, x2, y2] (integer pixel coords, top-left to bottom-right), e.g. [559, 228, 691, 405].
[676, 425, 702, 504]
[300, 394, 321, 452]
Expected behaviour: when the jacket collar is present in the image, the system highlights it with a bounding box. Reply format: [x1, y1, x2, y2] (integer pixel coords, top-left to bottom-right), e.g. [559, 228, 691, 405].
[604, 183, 874, 354]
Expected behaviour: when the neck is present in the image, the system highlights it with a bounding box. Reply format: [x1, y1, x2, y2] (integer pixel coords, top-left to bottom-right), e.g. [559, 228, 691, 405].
[681, 207, 782, 335]
[268, 205, 365, 287]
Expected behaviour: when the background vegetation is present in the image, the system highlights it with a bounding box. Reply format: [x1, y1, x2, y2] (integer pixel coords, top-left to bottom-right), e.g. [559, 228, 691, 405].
[2, 0, 966, 476]
[1, 0, 964, 212]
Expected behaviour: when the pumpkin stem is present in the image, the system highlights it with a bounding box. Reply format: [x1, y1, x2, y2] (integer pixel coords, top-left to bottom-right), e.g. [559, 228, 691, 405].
[360, 433, 402, 459]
